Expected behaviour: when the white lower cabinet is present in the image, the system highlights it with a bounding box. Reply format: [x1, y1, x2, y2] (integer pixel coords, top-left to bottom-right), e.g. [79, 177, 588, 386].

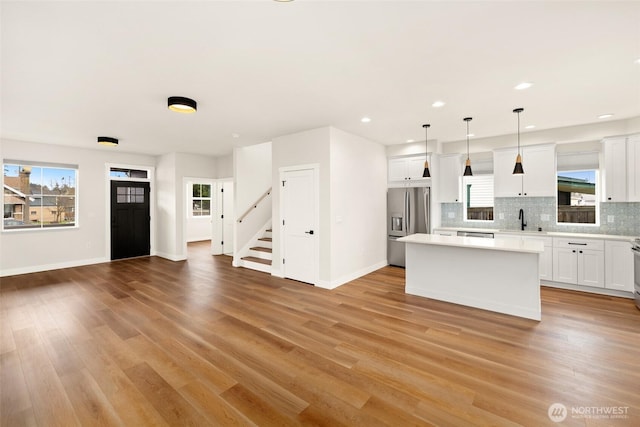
[605, 240, 634, 292]
[552, 238, 605, 288]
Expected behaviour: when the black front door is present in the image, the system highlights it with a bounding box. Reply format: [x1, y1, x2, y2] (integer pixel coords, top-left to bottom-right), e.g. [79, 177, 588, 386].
[110, 181, 150, 260]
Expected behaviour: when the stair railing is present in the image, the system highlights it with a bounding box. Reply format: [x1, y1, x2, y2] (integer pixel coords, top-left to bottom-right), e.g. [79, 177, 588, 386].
[237, 187, 272, 223]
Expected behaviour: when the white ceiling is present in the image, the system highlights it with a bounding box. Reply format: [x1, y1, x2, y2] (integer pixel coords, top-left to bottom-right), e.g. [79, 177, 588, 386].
[2, 1, 639, 157]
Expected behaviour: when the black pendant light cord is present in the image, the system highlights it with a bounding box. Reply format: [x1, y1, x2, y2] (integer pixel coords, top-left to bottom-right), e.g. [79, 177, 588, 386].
[422, 124, 431, 178]
[463, 117, 473, 176]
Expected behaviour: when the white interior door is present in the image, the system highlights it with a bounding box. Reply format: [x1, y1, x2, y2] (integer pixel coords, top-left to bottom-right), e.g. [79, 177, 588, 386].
[222, 181, 234, 255]
[282, 168, 317, 285]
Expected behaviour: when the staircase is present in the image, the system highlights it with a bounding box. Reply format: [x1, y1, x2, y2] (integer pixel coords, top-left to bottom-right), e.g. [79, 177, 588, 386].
[240, 229, 272, 273]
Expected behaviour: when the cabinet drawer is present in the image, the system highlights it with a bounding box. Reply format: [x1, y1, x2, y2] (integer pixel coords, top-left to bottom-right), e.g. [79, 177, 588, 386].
[553, 237, 604, 251]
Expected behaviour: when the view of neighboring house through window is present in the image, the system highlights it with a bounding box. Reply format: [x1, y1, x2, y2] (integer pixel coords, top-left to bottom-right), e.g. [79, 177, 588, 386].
[192, 183, 211, 216]
[3, 162, 78, 230]
[463, 174, 494, 221]
[557, 170, 598, 224]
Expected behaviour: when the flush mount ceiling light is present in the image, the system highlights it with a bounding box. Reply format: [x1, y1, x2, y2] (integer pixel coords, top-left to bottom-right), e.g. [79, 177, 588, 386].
[97, 136, 118, 146]
[463, 117, 473, 176]
[168, 96, 197, 113]
[513, 108, 525, 175]
[422, 124, 431, 178]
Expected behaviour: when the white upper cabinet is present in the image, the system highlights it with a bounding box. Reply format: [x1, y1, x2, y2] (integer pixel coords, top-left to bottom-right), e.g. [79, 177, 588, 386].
[388, 155, 428, 184]
[603, 137, 628, 202]
[493, 144, 556, 197]
[602, 134, 640, 202]
[627, 135, 640, 202]
[438, 154, 462, 202]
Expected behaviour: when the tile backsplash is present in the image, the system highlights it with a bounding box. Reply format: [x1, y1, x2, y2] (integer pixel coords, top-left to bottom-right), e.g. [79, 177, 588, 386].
[440, 198, 640, 237]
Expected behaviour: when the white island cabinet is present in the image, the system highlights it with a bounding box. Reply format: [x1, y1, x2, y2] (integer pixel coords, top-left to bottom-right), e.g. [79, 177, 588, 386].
[398, 234, 543, 321]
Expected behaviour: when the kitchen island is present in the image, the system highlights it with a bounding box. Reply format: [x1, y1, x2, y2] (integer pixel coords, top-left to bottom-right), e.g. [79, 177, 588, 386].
[397, 233, 544, 320]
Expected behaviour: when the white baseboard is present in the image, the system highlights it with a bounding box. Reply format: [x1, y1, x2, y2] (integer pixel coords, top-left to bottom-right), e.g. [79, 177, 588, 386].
[271, 268, 284, 278]
[0, 257, 109, 278]
[155, 252, 187, 262]
[315, 260, 387, 290]
[541, 281, 634, 299]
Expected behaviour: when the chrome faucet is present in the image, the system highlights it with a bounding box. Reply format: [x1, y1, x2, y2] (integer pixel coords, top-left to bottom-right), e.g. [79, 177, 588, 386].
[519, 208, 527, 231]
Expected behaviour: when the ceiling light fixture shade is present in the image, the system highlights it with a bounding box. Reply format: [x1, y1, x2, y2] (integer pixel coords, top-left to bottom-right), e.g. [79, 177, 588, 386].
[463, 117, 473, 176]
[422, 124, 431, 178]
[513, 108, 524, 175]
[97, 136, 118, 146]
[168, 96, 197, 113]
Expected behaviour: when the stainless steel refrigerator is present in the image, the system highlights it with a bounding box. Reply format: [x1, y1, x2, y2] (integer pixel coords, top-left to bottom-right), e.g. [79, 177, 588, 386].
[387, 186, 430, 267]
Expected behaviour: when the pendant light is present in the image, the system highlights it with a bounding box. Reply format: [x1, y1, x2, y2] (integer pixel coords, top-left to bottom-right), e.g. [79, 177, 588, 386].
[513, 108, 524, 174]
[422, 124, 431, 178]
[463, 117, 473, 176]
[168, 96, 197, 113]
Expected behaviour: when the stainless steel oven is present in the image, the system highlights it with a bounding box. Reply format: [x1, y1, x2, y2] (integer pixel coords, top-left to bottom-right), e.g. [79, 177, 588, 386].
[633, 239, 640, 309]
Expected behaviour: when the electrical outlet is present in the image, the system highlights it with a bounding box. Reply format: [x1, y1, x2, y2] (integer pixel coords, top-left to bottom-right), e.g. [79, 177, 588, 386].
[448, 212, 455, 219]
[499, 213, 505, 220]
[607, 215, 615, 223]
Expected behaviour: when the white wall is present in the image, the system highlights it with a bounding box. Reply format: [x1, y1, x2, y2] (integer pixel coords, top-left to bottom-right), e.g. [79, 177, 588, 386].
[272, 126, 387, 288]
[272, 127, 331, 280]
[1, 139, 156, 276]
[155, 152, 178, 260]
[173, 153, 217, 258]
[328, 128, 387, 287]
[234, 142, 272, 259]
[185, 178, 215, 242]
[215, 154, 233, 179]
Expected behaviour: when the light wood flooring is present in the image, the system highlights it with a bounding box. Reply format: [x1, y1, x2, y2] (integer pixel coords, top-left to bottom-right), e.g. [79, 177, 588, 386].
[1, 241, 639, 426]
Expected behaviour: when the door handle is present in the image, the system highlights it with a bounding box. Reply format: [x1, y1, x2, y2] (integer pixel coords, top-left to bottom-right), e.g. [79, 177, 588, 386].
[305, 230, 314, 235]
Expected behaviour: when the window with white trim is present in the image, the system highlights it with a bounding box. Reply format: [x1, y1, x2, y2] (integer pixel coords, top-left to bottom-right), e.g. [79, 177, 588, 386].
[192, 183, 211, 217]
[556, 152, 599, 225]
[3, 161, 78, 230]
[463, 158, 494, 222]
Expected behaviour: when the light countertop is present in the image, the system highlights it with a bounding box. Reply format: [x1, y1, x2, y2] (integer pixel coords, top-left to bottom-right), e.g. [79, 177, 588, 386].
[398, 233, 544, 254]
[434, 227, 636, 242]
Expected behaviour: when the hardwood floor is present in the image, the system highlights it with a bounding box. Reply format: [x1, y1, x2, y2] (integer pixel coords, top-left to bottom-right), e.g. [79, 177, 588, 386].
[1, 241, 639, 426]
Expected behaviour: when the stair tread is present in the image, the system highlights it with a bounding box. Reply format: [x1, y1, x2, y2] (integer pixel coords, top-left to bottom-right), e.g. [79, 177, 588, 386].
[250, 246, 272, 253]
[258, 237, 272, 242]
[242, 256, 272, 266]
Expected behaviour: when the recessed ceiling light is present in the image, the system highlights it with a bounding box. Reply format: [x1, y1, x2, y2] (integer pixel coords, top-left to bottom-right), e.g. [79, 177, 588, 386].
[361, 117, 371, 123]
[634, 58, 640, 64]
[273, 0, 294, 2]
[432, 101, 445, 108]
[466, 133, 475, 137]
[406, 139, 415, 143]
[514, 82, 533, 90]
[598, 114, 614, 119]
[525, 125, 536, 129]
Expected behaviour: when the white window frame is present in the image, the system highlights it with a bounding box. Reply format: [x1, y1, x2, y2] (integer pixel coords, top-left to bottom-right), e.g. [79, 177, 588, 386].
[2, 160, 79, 232]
